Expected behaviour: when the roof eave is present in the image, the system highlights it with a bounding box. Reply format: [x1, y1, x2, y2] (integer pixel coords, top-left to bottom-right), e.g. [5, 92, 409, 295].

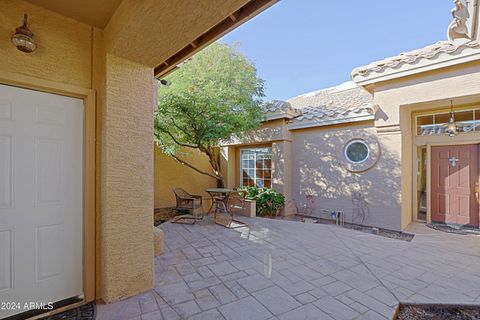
[264, 114, 291, 121]
[352, 47, 480, 86]
[287, 114, 374, 131]
[154, 0, 279, 77]
[264, 109, 299, 121]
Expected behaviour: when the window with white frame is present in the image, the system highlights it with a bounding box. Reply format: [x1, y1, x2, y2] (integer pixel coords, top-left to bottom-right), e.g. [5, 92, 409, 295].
[240, 148, 272, 188]
[416, 108, 480, 136]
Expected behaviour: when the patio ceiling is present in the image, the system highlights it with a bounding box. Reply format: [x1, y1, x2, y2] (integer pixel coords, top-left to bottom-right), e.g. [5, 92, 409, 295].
[26, 0, 277, 77]
[24, 0, 123, 28]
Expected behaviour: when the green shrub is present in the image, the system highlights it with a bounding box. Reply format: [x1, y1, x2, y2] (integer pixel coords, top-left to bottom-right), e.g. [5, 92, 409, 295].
[256, 188, 285, 217]
[238, 186, 285, 217]
[238, 185, 260, 200]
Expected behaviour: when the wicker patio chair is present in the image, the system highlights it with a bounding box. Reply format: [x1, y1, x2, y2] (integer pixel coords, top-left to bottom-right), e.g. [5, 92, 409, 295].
[172, 188, 204, 224]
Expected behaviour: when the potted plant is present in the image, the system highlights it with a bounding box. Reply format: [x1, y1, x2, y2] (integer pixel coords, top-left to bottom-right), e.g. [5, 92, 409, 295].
[237, 186, 285, 218]
[237, 186, 258, 217]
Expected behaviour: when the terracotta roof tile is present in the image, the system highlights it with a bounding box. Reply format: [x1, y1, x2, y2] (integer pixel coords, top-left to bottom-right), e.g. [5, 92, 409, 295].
[351, 40, 480, 78]
[262, 100, 294, 113]
[286, 81, 374, 124]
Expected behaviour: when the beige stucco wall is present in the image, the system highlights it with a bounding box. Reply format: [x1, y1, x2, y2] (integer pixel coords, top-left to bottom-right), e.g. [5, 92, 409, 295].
[223, 120, 293, 202]
[222, 61, 480, 231]
[0, 0, 156, 303]
[220, 146, 237, 189]
[0, 0, 107, 300]
[228, 119, 290, 145]
[374, 60, 480, 229]
[92, 27, 106, 300]
[272, 141, 294, 215]
[374, 61, 480, 128]
[100, 54, 155, 302]
[291, 122, 402, 230]
[0, 1, 92, 88]
[221, 123, 295, 216]
[154, 145, 217, 209]
[222, 119, 403, 227]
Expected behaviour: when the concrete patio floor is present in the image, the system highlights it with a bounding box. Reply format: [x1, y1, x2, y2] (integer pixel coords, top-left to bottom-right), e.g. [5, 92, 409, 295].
[96, 217, 480, 320]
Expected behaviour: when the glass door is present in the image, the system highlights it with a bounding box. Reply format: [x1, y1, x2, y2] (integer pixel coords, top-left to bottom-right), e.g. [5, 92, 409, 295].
[416, 146, 427, 221]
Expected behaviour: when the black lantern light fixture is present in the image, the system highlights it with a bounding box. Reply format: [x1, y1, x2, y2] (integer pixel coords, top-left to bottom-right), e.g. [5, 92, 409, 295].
[11, 14, 36, 53]
[445, 100, 458, 137]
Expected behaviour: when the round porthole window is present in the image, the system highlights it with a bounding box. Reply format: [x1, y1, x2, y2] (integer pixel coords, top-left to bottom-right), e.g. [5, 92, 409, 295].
[344, 140, 370, 164]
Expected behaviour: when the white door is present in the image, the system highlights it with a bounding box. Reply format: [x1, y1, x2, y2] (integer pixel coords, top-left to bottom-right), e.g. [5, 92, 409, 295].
[0, 84, 84, 319]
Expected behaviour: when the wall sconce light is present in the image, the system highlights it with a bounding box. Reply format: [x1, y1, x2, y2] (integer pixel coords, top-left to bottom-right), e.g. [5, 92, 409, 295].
[11, 14, 37, 53]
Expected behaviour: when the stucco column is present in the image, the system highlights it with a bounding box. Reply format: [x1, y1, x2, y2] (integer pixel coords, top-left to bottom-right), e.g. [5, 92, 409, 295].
[100, 53, 154, 302]
[220, 146, 237, 188]
[272, 141, 294, 216]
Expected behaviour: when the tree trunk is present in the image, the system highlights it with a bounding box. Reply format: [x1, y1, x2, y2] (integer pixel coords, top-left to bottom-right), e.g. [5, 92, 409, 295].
[217, 176, 225, 188]
[207, 148, 225, 188]
[170, 148, 226, 188]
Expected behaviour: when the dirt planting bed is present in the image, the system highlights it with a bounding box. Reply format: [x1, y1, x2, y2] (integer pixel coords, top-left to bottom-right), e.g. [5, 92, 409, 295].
[395, 304, 480, 320]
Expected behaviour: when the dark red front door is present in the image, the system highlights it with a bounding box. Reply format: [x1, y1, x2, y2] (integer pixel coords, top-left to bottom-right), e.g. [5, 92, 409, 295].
[431, 145, 479, 227]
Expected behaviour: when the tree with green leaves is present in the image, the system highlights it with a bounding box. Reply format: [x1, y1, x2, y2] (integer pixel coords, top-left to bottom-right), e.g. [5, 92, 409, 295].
[154, 43, 265, 187]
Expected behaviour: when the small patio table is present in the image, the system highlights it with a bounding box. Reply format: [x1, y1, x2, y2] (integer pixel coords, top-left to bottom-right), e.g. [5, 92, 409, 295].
[206, 188, 248, 229]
